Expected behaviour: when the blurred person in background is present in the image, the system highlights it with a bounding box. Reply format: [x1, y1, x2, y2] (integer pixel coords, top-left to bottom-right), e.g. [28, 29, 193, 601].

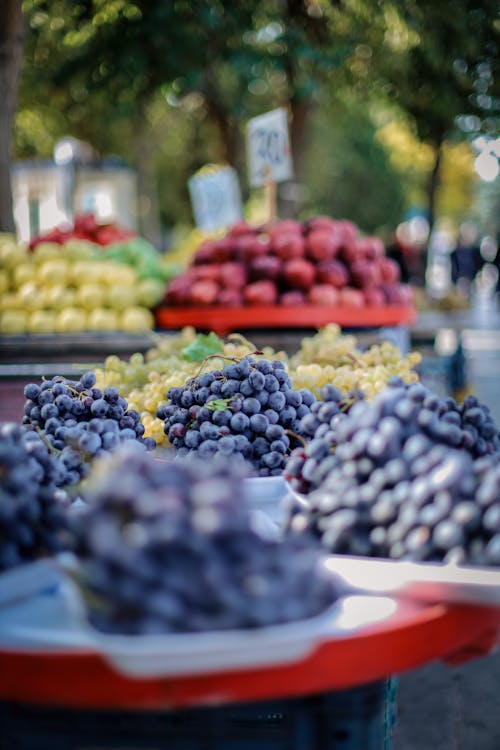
[450, 222, 483, 295]
[386, 229, 410, 284]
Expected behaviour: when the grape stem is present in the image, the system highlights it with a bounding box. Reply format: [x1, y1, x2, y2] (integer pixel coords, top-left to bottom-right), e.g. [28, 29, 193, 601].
[346, 352, 366, 368]
[191, 351, 264, 380]
[285, 429, 307, 448]
[34, 425, 62, 456]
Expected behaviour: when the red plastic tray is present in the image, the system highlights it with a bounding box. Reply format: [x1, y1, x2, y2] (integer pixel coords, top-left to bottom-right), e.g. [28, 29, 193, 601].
[154, 304, 417, 336]
[2, 602, 499, 710]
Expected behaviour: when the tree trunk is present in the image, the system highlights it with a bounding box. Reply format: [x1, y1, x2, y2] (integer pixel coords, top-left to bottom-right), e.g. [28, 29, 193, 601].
[427, 134, 444, 242]
[132, 107, 162, 249]
[423, 133, 444, 284]
[277, 96, 315, 218]
[0, 0, 25, 234]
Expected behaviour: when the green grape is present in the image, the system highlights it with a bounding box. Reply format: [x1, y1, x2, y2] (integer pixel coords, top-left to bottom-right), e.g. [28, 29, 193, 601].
[288, 324, 421, 399]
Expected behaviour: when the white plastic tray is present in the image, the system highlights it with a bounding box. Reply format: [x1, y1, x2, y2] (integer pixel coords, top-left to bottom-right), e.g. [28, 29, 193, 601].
[89, 594, 406, 678]
[324, 555, 500, 607]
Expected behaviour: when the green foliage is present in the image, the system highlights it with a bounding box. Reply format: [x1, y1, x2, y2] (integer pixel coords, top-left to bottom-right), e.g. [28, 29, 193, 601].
[14, 0, 499, 237]
[302, 93, 406, 233]
[182, 333, 223, 362]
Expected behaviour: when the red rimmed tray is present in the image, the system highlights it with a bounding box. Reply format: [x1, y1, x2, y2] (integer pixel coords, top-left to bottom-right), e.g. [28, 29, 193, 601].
[154, 304, 417, 336]
[2, 601, 499, 710]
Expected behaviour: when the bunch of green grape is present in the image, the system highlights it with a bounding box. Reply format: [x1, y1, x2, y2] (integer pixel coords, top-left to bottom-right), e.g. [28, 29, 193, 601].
[288, 324, 421, 398]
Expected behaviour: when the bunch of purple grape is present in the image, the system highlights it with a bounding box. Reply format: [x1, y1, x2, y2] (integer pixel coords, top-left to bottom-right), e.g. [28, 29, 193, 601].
[0, 422, 70, 571]
[287, 380, 500, 566]
[284, 385, 363, 495]
[72, 447, 339, 634]
[22, 371, 155, 489]
[158, 356, 316, 476]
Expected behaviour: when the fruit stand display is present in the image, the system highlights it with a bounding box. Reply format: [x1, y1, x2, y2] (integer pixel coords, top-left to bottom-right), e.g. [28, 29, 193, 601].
[1, 213, 499, 749]
[156, 217, 416, 335]
[0, 216, 178, 336]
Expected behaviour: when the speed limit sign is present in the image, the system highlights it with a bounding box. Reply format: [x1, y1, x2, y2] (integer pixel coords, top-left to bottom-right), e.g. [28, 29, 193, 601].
[246, 107, 294, 187]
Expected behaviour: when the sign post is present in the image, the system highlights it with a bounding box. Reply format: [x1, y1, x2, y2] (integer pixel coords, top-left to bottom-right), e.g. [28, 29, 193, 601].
[246, 107, 293, 223]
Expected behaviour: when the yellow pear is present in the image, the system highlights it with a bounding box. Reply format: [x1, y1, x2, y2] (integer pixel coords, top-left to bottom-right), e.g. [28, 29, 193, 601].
[120, 306, 154, 333]
[0, 310, 28, 334]
[0, 270, 10, 294]
[55, 307, 87, 333]
[75, 283, 106, 310]
[27, 309, 56, 334]
[17, 282, 45, 311]
[32, 242, 63, 264]
[100, 261, 137, 286]
[0, 242, 28, 269]
[87, 308, 118, 331]
[44, 285, 76, 310]
[0, 292, 22, 311]
[108, 284, 137, 310]
[36, 258, 69, 286]
[137, 278, 165, 307]
[13, 262, 36, 288]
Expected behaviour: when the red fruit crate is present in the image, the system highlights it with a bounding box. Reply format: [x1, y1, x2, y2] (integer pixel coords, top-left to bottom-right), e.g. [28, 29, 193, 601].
[154, 304, 417, 336]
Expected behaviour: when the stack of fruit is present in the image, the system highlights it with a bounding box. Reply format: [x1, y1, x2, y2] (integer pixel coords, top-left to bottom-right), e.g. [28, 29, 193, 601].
[164, 217, 413, 309]
[28, 214, 137, 249]
[0, 230, 174, 335]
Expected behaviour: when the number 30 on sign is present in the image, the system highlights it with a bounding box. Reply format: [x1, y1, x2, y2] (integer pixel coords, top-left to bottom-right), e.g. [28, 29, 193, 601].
[246, 107, 293, 188]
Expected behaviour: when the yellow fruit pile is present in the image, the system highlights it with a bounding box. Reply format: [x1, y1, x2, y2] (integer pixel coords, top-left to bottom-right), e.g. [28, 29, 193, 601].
[0, 235, 156, 335]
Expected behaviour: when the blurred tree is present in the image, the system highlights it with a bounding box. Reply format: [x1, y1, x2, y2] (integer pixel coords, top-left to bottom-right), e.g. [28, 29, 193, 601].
[302, 91, 406, 233]
[341, 0, 500, 239]
[12, 0, 498, 241]
[16, 0, 351, 234]
[0, 0, 25, 233]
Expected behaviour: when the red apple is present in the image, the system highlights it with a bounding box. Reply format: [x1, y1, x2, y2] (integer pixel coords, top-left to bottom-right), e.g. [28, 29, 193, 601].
[217, 288, 243, 307]
[379, 257, 401, 284]
[236, 235, 270, 262]
[189, 279, 220, 306]
[243, 280, 278, 305]
[338, 287, 365, 308]
[164, 276, 192, 306]
[316, 260, 349, 288]
[306, 229, 343, 262]
[363, 287, 386, 307]
[249, 255, 283, 281]
[304, 215, 338, 233]
[193, 240, 217, 265]
[350, 260, 382, 289]
[340, 241, 363, 265]
[192, 264, 220, 283]
[337, 220, 359, 244]
[280, 290, 306, 306]
[380, 283, 404, 304]
[218, 262, 247, 289]
[398, 284, 414, 305]
[271, 232, 306, 260]
[228, 220, 255, 237]
[74, 214, 99, 235]
[268, 220, 302, 242]
[357, 236, 385, 260]
[283, 258, 316, 290]
[308, 284, 340, 306]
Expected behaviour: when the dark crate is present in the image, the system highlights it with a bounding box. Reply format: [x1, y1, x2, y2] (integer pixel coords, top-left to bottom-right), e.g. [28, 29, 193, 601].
[0, 678, 396, 750]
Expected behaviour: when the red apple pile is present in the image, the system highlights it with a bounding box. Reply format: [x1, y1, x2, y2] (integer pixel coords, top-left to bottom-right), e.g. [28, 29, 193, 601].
[29, 214, 137, 250]
[165, 217, 413, 308]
